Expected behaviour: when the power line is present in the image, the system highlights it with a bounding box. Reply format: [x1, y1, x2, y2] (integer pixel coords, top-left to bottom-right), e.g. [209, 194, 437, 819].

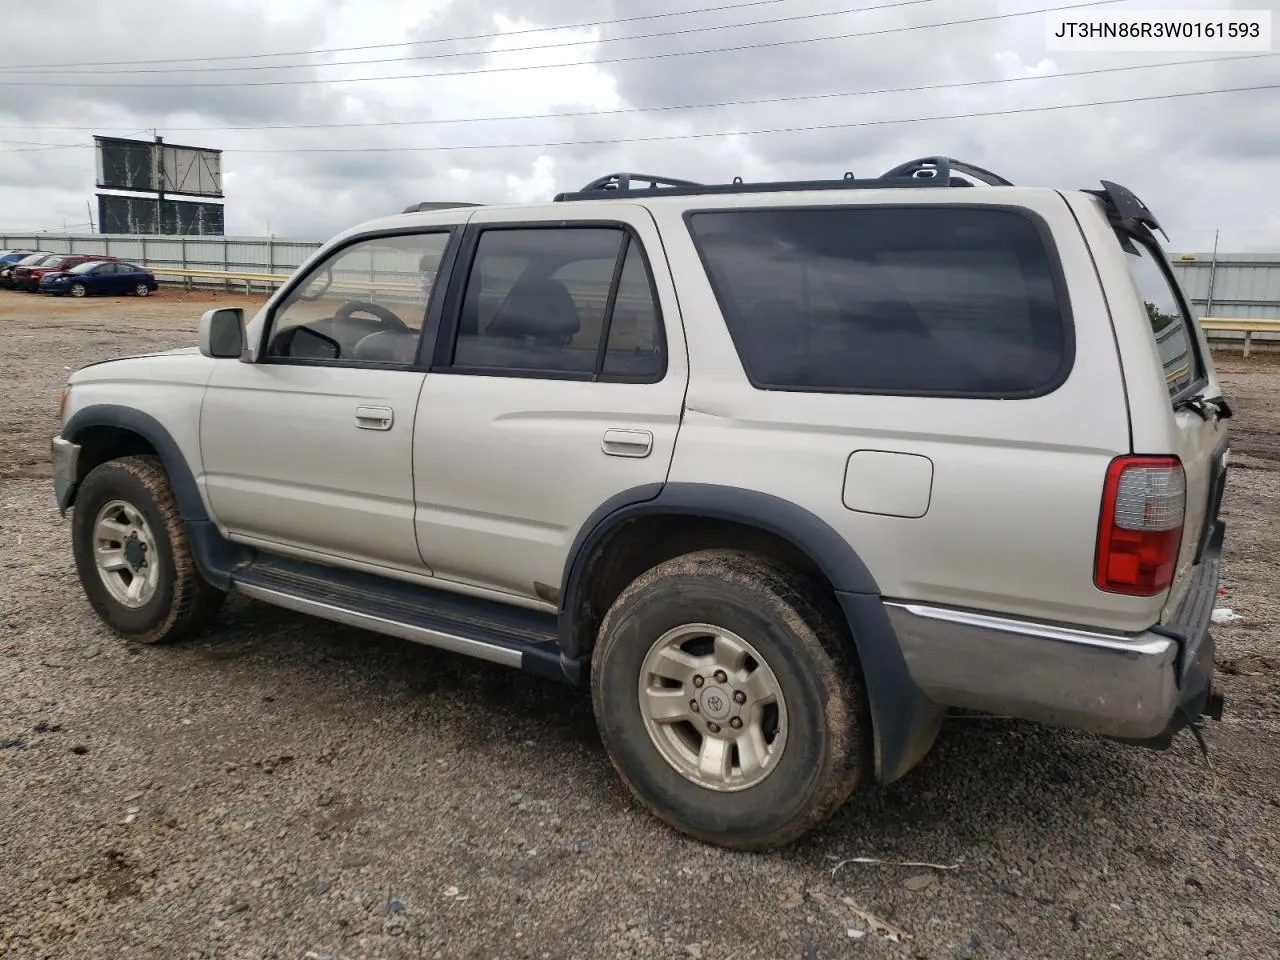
[0, 0, 792, 72]
[0, 53, 1272, 143]
[0, 0, 1127, 88]
[0, 0, 945, 76]
[188, 82, 1280, 153]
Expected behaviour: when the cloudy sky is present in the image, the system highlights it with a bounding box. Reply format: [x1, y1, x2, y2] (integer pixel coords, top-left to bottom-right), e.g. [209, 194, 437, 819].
[0, 0, 1277, 251]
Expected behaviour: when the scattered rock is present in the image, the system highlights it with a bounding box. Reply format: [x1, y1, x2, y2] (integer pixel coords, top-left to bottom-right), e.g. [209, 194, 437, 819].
[684, 944, 702, 958]
[316, 880, 331, 895]
[904, 873, 936, 892]
[33, 722, 62, 733]
[70, 744, 89, 755]
[779, 888, 805, 909]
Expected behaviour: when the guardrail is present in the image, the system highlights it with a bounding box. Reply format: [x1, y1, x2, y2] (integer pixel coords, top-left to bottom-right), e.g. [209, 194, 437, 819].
[151, 266, 290, 294]
[1200, 317, 1280, 357]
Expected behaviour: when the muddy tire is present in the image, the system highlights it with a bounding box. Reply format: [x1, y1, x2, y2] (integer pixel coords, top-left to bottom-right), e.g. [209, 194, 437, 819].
[591, 548, 869, 850]
[71, 455, 225, 644]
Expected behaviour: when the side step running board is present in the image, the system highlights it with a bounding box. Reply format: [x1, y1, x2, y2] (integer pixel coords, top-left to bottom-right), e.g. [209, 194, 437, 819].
[230, 554, 578, 684]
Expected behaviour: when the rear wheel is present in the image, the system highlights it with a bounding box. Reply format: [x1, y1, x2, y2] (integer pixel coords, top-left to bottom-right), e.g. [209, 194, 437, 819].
[69, 282, 87, 298]
[591, 548, 869, 850]
[71, 456, 225, 644]
[134, 283, 151, 297]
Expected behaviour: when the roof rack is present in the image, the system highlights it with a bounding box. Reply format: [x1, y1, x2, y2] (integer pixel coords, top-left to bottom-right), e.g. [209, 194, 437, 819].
[552, 156, 1015, 202]
[400, 201, 484, 214]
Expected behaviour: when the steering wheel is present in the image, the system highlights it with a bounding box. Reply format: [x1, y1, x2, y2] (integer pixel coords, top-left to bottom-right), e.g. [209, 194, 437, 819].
[334, 300, 411, 332]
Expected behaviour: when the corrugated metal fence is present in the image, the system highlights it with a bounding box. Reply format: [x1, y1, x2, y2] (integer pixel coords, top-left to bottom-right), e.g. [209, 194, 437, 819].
[0, 232, 323, 291]
[4, 232, 1278, 347]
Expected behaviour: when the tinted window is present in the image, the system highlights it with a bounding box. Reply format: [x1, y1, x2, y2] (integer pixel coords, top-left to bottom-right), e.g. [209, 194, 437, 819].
[602, 241, 665, 379]
[687, 206, 1071, 396]
[1120, 235, 1201, 398]
[450, 227, 664, 380]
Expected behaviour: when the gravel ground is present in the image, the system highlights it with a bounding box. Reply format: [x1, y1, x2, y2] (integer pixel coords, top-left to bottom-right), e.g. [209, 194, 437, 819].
[1, 291, 1277, 960]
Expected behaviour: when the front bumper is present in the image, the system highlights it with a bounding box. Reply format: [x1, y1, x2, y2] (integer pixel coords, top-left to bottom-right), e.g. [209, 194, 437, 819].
[886, 524, 1224, 743]
[51, 436, 80, 515]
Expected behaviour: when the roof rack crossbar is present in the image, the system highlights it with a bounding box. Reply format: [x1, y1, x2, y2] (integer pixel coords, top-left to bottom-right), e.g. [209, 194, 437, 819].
[877, 156, 1014, 186]
[581, 172, 705, 193]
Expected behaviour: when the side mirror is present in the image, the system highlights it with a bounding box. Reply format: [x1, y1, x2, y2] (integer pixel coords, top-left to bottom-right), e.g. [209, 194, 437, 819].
[199, 307, 244, 359]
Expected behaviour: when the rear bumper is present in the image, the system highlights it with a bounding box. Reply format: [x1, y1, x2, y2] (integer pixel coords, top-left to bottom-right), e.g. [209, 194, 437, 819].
[886, 523, 1224, 743]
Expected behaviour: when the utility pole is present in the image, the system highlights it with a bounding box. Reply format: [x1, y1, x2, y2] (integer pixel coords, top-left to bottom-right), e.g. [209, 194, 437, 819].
[155, 132, 166, 234]
[87, 199, 96, 233]
[1205, 229, 1220, 318]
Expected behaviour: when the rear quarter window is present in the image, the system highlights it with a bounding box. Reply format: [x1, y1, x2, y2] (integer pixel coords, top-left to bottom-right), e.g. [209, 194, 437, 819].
[1117, 234, 1204, 398]
[686, 205, 1073, 397]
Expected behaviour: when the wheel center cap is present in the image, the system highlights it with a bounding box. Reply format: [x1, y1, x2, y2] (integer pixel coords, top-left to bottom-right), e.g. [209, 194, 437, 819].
[698, 686, 733, 722]
[123, 536, 146, 569]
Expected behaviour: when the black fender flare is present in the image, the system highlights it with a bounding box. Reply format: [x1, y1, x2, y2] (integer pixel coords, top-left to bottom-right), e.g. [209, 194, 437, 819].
[60, 404, 249, 588]
[558, 482, 945, 784]
[62, 404, 208, 520]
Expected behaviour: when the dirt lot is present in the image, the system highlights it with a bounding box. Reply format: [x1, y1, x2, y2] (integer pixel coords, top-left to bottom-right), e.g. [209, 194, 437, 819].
[1, 291, 1277, 960]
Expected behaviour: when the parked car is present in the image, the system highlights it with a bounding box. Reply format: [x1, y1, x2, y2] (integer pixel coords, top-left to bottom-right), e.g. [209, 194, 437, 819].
[19, 253, 121, 292]
[0, 251, 54, 288]
[50, 157, 1231, 850]
[0, 249, 38, 264]
[40, 260, 158, 298]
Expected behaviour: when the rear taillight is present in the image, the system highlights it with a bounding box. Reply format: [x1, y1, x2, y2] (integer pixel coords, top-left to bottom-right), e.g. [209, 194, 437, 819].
[1095, 456, 1185, 596]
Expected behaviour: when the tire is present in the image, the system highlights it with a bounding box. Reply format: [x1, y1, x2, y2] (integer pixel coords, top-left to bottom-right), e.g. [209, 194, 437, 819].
[70, 282, 87, 298]
[134, 283, 151, 297]
[71, 455, 225, 644]
[591, 548, 869, 850]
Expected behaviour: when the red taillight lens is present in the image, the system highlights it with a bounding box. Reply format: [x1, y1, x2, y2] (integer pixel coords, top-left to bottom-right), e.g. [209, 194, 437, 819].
[1095, 456, 1185, 596]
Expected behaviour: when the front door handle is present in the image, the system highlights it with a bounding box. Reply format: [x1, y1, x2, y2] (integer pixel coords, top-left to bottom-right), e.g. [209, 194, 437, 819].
[355, 405, 394, 431]
[602, 428, 653, 458]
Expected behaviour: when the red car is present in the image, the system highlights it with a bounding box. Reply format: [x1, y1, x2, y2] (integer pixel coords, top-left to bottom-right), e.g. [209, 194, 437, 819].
[15, 253, 120, 292]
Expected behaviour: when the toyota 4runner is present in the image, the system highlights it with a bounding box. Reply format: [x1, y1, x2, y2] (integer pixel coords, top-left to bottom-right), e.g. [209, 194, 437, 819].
[51, 157, 1232, 850]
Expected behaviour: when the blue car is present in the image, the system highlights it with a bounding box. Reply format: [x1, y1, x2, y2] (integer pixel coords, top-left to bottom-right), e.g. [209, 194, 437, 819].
[40, 260, 160, 298]
[0, 249, 38, 265]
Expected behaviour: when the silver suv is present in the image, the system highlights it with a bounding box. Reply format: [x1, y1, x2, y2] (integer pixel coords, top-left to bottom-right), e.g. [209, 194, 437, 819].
[51, 157, 1232, 849]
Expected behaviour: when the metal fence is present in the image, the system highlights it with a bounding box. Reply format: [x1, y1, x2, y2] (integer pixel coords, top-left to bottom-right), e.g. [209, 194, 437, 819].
[3, 231, 1278, 348]
[0, 232, 323, 293]
[1170, 252, 1280, 349]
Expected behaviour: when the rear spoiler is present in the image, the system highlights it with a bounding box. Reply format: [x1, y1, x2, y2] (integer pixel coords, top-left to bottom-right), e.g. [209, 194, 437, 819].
[1082, 180, 1168, 242]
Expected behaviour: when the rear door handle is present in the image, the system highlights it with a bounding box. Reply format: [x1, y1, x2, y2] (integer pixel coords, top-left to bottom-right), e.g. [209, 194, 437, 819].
[602, 428, 653, 458]
[355, 405, 394, 431]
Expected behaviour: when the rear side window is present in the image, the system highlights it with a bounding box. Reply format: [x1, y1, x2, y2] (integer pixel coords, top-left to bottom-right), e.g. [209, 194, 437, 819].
[1119, 235, 1203, 398]
[687, 206, 1072, 396]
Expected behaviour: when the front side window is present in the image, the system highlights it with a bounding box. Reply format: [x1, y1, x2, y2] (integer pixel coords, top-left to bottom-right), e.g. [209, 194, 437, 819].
[448, 226, 665, 380]
[265, 231, 450, 365]
[1119, 234, 1203, 398]
[688, 205, 1072, 396]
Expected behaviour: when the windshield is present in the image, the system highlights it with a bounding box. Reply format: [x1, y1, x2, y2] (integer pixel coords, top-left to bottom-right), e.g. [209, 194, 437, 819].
[68, 261, 104, 275]
[16, 253, 50, 266]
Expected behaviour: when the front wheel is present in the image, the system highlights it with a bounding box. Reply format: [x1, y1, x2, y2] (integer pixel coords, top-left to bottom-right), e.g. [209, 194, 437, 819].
[69, 282, 87, 298]
[134, 283, 151, 297]
[591, 548, 869, 850]
[71, 456, 225, 644]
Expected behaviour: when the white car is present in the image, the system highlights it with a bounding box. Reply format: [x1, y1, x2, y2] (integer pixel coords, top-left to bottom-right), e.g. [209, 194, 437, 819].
[51, 157, 1232, 849]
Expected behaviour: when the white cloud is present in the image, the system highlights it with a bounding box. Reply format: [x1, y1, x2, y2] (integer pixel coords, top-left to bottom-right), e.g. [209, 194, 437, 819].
[0, 0, 1277, 251]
